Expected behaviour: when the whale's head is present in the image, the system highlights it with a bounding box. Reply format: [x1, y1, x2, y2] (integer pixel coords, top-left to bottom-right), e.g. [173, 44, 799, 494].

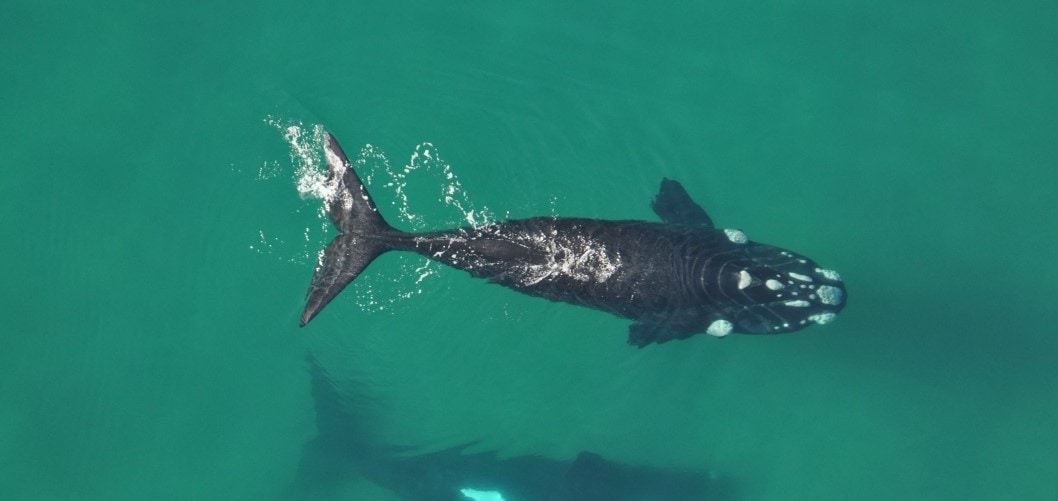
[706, 238, 847, 336]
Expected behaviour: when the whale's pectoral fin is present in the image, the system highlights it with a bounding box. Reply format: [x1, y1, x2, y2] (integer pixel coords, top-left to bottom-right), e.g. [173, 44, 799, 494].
[651, 178, 714, 227]
[628, 316, 693, 348]
[627, 321, 659, 348]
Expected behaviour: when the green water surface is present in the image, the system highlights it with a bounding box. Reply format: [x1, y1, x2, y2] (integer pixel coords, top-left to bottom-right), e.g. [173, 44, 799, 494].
[2, 1, 1057, 500]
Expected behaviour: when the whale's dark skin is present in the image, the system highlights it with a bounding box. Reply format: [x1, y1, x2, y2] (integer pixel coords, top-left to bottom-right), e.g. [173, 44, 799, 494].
[300, 133, 846, 346]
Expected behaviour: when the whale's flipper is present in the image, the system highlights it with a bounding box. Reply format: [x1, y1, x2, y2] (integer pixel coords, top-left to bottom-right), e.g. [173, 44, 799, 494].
[627, 315, 692, 347]
[651, 178, 714, 227]
[628, 320, 670, 347]
[300, 133, 399, 327]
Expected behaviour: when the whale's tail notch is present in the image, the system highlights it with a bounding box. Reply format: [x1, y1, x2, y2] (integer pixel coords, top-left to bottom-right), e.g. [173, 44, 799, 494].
[299, 133, 398, 327]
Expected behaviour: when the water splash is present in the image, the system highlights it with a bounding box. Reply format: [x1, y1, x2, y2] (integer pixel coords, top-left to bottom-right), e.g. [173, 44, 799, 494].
[257, 118, 494, 313]
[383, 142, 497, 230]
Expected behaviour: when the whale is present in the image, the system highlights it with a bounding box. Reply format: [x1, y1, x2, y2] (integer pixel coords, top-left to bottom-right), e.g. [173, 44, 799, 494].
[288, 356, 734, 500]
[299, 133, 846, 346]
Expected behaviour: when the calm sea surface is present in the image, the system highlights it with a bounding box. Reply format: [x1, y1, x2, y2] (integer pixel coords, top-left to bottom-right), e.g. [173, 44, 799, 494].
[3, 1, 1057, 500]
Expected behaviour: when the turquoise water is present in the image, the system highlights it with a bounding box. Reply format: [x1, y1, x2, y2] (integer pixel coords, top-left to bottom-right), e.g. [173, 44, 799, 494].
[3, 1, 1058, 499]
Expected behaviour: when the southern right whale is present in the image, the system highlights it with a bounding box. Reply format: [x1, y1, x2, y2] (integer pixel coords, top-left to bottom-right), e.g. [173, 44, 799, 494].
[289, 356, 734, 500]
[299, 133, 846, 346]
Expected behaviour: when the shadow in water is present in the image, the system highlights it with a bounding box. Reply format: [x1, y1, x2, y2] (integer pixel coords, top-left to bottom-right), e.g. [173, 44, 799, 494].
[284, 356, 740, 501]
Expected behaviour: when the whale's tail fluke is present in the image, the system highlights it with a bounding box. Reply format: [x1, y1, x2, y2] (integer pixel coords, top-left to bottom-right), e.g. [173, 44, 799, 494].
[300, 134, 398, 327]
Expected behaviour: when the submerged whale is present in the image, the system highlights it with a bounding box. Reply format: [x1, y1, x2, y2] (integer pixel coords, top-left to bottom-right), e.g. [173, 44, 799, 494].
[299, 134, 846, 346]
[290, 356, 733, 500]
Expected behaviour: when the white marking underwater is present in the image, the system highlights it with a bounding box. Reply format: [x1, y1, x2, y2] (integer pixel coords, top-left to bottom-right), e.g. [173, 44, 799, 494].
[461, 488, 506, 501]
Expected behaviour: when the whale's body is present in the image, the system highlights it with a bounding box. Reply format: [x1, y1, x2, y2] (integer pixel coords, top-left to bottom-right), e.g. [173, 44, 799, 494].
[300, 134, 846, 346]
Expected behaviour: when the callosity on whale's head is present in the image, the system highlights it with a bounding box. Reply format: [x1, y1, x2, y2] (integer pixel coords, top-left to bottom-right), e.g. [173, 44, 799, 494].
[711, 241, 846, 334]
[652, 178, 846, 338]
[649, 178, 846, 341]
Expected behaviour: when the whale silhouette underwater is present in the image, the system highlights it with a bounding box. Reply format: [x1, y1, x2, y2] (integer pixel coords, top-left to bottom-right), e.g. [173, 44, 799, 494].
[289, 355, 734, 500]
[299, 134, 846, 346]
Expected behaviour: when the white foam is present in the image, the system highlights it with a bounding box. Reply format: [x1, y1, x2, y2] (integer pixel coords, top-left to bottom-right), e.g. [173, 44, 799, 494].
[256, 160, 281, 180]
[414, 261, 435, 284]
[349, 140, 494, 232]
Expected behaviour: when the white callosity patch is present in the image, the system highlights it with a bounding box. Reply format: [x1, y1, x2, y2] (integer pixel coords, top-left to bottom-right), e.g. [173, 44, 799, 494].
[765, 279, 784, 290]
[816, 267, 842, 281]
[808, 312, 836, 325]
[706, 319, 734, 337]
[460, 488, 506, 501]
[783, 300, 811, 307]
[787, 272, 813, 282]
[738, 270, 752, 290]
[515, 230, 621, 286]
[723, 228, 748, 244]
[816, 285, 844, 305]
